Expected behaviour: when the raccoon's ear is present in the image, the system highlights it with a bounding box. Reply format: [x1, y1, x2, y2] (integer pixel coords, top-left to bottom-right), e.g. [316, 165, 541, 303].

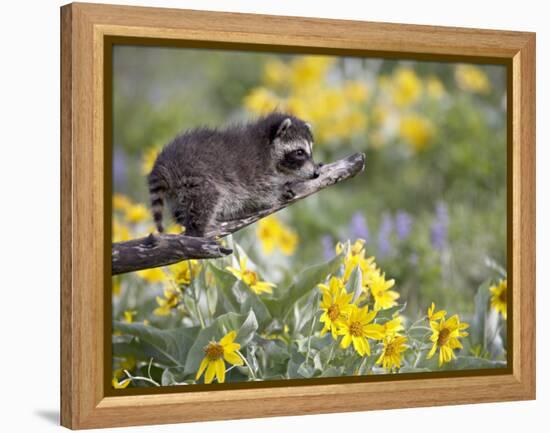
[305, 122, 313, 133]
[276, 118, 292, 137]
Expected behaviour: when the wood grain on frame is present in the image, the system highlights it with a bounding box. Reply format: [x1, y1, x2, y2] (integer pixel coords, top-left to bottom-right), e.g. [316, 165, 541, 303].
[60, 2, 535, 429]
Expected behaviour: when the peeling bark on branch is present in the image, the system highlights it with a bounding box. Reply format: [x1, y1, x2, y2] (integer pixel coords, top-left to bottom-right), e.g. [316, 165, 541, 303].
[112, 153, 365, 275]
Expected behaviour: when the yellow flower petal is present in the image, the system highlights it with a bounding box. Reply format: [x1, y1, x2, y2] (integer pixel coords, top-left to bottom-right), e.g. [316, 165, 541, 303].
[215, 359, 226, 384]
[205, 360, 217, 384]
[196, 357, 209, 381]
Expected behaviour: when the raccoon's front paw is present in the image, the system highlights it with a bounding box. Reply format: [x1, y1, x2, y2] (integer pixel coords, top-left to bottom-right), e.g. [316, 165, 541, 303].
[282, 183, 296, 201]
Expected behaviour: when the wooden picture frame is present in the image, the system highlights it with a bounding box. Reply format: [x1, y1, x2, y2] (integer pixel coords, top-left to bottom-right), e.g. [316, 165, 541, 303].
[60, 2, 535, 429]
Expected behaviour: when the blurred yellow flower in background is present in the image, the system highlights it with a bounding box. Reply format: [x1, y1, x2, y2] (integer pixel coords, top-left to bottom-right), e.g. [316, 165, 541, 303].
[343, 81, 369, 103]
[427, 315, 469, 366]
[263, 59, 290, 88]
[112, 219, 131, 243]
[391, 68, 422, 107]
[243, 87, 281, 114]
[226, 256, 276, 295]
[196, 330, 243, 384]
[142, 146, 160, 175]
[399, 114, 434, 151]
[112, 276, 122, 296]
[426, 76, 445, 99]
[257, 215, 298, 256]
[113, 193, 132, 211]
[154, 287, 182, 316]
[137, 267, 165, 283]
[337, 304, 384, 356]
[125, 203, 150, 224]
[489, 279, 507, 319]
[455, 64, 491, 94]
[376, 335, 408, 372]
[319, 277, 354, 338]
[244, 56, 368, 144]
[290, 56, 335, 94]
[123, 310, 137, 323]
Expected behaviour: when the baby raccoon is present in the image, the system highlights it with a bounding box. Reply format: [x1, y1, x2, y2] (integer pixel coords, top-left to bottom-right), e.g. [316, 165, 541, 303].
[148, 112, 322, 237]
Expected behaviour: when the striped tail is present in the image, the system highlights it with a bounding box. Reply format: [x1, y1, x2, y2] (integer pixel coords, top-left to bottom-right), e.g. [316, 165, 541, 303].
[148, 172, 167, 233]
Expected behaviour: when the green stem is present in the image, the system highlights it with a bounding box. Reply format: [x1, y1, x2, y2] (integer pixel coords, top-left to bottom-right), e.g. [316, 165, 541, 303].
[325, 340, 337, 368]
[124, 369, 160, 387]
[237, 350, 257, 381]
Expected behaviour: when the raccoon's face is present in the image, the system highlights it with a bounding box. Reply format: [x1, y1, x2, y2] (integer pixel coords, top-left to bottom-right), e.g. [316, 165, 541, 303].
[272, 117, 322, 180]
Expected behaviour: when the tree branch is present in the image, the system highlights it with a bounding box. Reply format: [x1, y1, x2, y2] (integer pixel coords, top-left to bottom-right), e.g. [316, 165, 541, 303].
[112, 152, 365, 275]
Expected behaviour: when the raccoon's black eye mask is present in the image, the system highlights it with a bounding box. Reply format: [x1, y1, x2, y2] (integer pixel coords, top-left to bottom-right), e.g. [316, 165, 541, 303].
[280, 149, 308, 170]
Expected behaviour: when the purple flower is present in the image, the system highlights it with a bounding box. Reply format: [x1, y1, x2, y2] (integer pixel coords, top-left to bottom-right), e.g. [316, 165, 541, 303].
[349, 212, 369, 243]
[377, 213, 394, 258]
[395, 210, 413, 241]
[112, 148, 128, 189]
[321, 235, 334, 261]
[430, 202, 449, 251]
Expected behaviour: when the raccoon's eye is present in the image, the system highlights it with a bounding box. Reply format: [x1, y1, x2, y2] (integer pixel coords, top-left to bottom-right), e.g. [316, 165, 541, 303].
[295, 149, 305, 157]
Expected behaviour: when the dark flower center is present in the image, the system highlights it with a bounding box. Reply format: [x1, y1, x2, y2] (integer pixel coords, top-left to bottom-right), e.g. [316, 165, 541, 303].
[204, 342, 224, 360]
[328, 304, 340, 321]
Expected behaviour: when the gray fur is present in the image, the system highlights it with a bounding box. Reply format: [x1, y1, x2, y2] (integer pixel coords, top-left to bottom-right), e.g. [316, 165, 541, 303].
[147, 112, 321, 237]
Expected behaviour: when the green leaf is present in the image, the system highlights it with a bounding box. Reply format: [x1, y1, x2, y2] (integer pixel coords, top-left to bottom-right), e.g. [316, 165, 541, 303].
[375, 303, 407, 321]
[113, 322, 200, 367]
[346, 266, 363, 303]
[183, 311, 258, 375]
[209, 264, 272, 327]
[443, 356, 507, 370]
[267, 253, 343, 319]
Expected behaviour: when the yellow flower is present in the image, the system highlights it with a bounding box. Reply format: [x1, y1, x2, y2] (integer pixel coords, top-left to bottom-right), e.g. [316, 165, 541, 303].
[427, 315, 470, 366]
[153, 287, 182, 316]
[318, 277, 354, 338]
[263, 59, 290, 88]
[168, 260, 201, 286]
[489, 279, 507, 319]
[399, 114, 434, 151]
[278, 228, 298, 255]
[376, 335, 408, 372]
[226, 256, 276, 295]
[112, 377, 131, 389]
[256, 215, 299, 256]
[112, 218, 131, 243]
[257, 215, 283, 255]
[290, 56, 334, 93]
[125, 203, 149, 224]
[196, 331, 244, 384]
[455, 64, 490, 94]
[381, 315, 405, 337]
[343, 81, 369, 103]
[142, 146, 160, 175]
[113, 193, 132, 211]
[426, 76, 445, 98]
[337, 304, 384, 356]
[368, 271, 399, 311]
[136, 267, 165, 283]
[336, 239, 376, 283]
[243, 87, 281, 114]
[391, 68, 422, 107]
[112, 276, 122, 296]
[123, 310, 137, 323]
[427, 302, 446, 322]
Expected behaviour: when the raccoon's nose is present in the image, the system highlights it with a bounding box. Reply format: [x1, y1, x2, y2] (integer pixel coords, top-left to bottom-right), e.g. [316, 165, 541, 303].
[312, 166, 321, 179]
